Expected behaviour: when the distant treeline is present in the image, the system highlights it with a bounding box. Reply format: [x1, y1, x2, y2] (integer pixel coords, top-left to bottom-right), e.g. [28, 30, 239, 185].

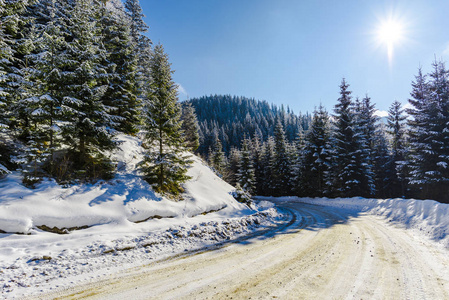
[194, 62, 449, 203]
[188, 95, 311, 156]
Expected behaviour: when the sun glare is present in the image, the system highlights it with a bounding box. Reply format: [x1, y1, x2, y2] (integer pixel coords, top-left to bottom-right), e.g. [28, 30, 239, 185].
[378, 20, 403, 45]
[376, 17, 406, 65]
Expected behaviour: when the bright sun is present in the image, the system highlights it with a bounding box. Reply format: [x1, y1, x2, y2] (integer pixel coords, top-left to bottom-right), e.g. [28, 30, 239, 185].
[376, 18, 405, 64]
[378, 20, 403, 45]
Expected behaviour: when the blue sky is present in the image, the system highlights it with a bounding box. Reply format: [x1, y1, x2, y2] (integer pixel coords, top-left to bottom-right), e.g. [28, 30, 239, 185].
[140, 0, 449, 115]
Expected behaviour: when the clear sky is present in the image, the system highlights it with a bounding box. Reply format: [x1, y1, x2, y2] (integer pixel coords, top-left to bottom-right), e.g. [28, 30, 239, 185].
[139, 0, 449, 115]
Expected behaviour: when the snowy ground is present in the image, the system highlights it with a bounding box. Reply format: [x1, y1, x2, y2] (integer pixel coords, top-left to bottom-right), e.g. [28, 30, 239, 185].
[0, 134, 285, 299]
[258, 196, 449, 249]
[2, 134, 449, 298]
[37, 200, 449, 299]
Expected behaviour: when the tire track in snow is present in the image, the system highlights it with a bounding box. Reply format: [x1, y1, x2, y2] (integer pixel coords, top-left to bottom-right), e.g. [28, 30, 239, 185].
[34, 201, 449, 300]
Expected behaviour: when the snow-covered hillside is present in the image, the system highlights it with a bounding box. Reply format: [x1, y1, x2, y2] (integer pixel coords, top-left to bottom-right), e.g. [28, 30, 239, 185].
[0, 134, 283, 298]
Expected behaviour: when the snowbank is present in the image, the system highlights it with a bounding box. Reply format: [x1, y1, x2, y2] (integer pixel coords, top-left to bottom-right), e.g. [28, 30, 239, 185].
[0, 134, 285, 298]
[0, 134, 250, 234]
[267, 196, 449, 248]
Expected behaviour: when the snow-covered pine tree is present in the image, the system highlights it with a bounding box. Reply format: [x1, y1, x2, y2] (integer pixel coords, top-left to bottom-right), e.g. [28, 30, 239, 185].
[226, 146, 240, 186]
[387, 100, 408, 197]
[300, 105, 331, 197]
[4, 1, 54, 184]
[0, 1, 14, 132]
[0, 0, 11, 131]
[372, 125, 395, 198]
[407, 62, 449, 202]
[236, 137, 256, 194]
[189, 95, 312, 158]
[59, 0, 115, 178]
[124, 0, 152, 105]
[286, 140, 298, 195]
[353, 95, 377, 196]
[251, 132, 264, 195]
[330, 79, 373, 197]
[99, 1, 139, 134]
[0, 0, 39, 171]
[124, 0, 148, 46]
[407, 68, 429, 198]
[208, 133, 226, 175]
[142, 44, 191, 195]
[259, 136, 275, 195]
[24, 0, 70, 172]
[181, 102, 200, 151]
[290, 124, 306, 196]
[1, 0, 36, 140]
[272, 119, 290, 196]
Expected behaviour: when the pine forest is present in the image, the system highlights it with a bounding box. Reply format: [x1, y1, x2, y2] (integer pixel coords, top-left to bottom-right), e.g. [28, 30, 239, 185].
[1, 0, 449, 204]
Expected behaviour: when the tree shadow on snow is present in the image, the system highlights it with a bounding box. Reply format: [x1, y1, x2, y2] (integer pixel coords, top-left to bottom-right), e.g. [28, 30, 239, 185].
[88, 174, 162, 206]
[224, 200, 364, 247]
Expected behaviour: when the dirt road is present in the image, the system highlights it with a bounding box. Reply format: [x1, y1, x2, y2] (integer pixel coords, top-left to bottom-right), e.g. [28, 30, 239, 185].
[38, 200, 449, 299]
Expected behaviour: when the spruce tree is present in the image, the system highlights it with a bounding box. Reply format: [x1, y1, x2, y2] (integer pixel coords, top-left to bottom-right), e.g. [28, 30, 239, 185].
[353, 95, 376, 196]
[99, 1, 139, 134]
[1, 0, 65, 178]
[142, 44, 190, 195]
[259, 136, 275, 196]
[58, 0, 115, 178]
[1, 0, 36, 139]
[407, 68, 428, 198]
[251, 132, 264, 195]
[25, 0, 69, 169]
[330, 79, 373, 197]
[124, 0, 152, 103]
[208, 133, 227, 177]
[236, 138, 256, 193]
[372, 126, 394, 198]
[301, 105, 331, 197]
[286, 140, 298, 195]
[0, 1, 10, 131]
[407, 62, 449, 202]
[290, 125, 305, 196]
[188, 95, 312, 158]
[272, 119, 290, 196]
[226, 146, 240, 186]
[0, 1, 15, 133]
[387, 100, 408, 197]
[181, 102, 200, 152]
[124, 0, 148, 45]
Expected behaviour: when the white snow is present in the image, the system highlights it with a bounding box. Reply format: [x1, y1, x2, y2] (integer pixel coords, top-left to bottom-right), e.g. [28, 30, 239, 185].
[0, 134, 284, 298]
[261, 196, 449, 249]
[2, 133, 449, 298]
[0, 163, 9, 178]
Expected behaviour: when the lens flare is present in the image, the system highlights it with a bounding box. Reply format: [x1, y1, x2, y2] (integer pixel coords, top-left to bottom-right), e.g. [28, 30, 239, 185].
[376, 18, 405, 65]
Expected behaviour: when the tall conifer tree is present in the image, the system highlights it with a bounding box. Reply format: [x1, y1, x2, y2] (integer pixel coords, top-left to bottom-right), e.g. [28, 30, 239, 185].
[26, 0, 69, 168]
[124, 0, 152, 102]
[236, 138, 256, 193]
[387, 100, 408, 197]
[260, 136, 275, 195]
[100, 1, 139, 134]
[272, 119, 290, 196]
[301, 105, 331, 197]
[353, 95, 376, 196]
[142, 44, 190, 195]
[408, 62, 449, 202]
[2, 0, 36, 139]
[330, 79, 372, 197]
[59, 0, 115, 175]
[181, 102, 200, 151]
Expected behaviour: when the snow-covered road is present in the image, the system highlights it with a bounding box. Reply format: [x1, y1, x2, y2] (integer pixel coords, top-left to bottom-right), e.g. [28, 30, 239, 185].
[36, 200, 449, 299]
